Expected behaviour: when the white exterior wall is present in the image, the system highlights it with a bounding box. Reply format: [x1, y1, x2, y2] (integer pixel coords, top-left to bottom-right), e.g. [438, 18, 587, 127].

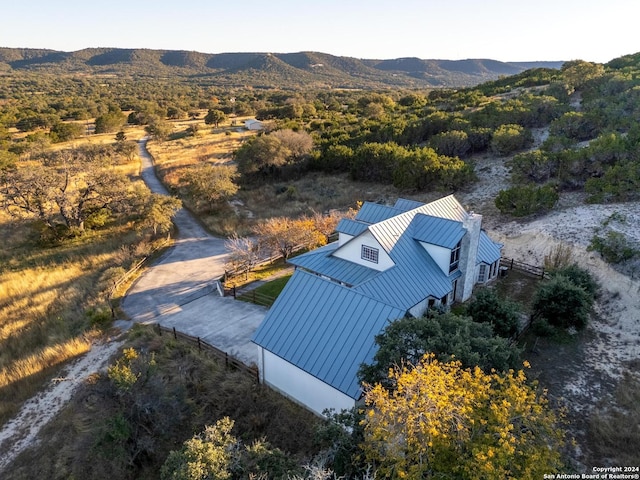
[259, 348, 356, 416]
[409, 297, 429, 317]
[338, 232, 354, 246]
[332, 231, 394, 271]
[419, 242, 451, 275]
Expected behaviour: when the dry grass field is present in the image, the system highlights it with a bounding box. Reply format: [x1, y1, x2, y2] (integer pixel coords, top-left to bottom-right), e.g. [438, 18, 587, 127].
[0, 134, 156, 427]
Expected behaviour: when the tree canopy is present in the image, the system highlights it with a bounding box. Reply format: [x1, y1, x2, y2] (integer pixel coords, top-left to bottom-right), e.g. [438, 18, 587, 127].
[358, 312, 521, 388]
[362, 354, 565, 479]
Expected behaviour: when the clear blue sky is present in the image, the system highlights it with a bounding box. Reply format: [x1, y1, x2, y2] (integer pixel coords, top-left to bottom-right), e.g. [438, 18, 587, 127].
[2, 0, 638, 63]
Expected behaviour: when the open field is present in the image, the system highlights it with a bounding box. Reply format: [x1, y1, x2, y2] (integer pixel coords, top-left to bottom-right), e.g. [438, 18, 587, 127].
[0, 135, 158, 427]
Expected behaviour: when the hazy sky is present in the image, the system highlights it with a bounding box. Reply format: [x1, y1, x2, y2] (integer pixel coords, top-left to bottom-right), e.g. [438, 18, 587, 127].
[2, 0, 638, 63]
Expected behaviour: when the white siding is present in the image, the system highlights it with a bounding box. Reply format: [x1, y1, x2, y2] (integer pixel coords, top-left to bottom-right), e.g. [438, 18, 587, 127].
[338, 232, 353, 246]
[259, 348, 356, 416]
[419, 242, 451, 275]
[332, 231, 394, 271]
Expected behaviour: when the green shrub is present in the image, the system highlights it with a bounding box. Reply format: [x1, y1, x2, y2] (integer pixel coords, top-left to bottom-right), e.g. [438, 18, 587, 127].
[466, 288, 521, 338]
[552, 264, 598, 298]
[588, 231, 638, 264]
[358, 312, 521, 387]
[495, 184, 559, 216]
[532, 275, 592, 330]
[491, 124, 534, 156]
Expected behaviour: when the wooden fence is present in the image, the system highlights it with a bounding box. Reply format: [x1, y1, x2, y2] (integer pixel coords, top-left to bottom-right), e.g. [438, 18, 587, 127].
[501, 257, 549, 279]
[154, 323, 260, 383]
[236, 289, 277, 307]
[223, 244, 306, 283]
[109, 239, 171, 317]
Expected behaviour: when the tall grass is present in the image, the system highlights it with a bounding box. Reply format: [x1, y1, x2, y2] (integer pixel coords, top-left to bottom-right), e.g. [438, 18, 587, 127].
[4, 325, 322, 479]
[589, 372, 640, 464]
[0, 144, 157, 426]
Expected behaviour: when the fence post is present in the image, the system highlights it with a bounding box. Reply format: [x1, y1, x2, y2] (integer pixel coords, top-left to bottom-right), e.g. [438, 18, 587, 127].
[225, 352, 228, 367]
[197, 337, 201, 351]
[510, 258, 514, 269]
[173, 326, 177, 339]
[233, 285, 236, 299]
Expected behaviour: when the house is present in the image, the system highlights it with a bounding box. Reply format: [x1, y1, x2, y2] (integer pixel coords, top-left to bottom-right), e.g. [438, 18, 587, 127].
[244, 119, 264, 130]
[252, 195, 502, 416]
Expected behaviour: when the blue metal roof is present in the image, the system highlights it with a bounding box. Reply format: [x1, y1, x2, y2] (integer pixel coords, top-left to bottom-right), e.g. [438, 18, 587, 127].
[252, 270, 406, 399]
[354, 237, 457, 309]
[477, 230, 502, 265]
[393, 198, 425, 212]
[355, 202, 403, 224]
[352, 197, 468, 309]
[289, 243, 379, 286]
[336, 218, 369, 237]
[252, 195, 504, 406]
[411, 214, 465, 249]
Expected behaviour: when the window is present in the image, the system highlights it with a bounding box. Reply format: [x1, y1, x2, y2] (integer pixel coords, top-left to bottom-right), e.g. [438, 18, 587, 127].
[361, 245, 379, 263]
[449, 240, 461, 273]
[478, 264, 487, 283]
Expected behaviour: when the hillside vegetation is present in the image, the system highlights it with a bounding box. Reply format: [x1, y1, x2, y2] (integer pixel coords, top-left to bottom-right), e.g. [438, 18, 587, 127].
[0, 47, 562, 88]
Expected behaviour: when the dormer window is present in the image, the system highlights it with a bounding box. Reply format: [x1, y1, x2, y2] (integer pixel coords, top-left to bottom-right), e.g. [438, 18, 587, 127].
[449, 240, 461, 273]
[361, 245, 379, 264]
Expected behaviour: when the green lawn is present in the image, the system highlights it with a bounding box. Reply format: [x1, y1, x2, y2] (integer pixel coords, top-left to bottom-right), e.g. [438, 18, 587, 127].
[237, 274, 292, 307]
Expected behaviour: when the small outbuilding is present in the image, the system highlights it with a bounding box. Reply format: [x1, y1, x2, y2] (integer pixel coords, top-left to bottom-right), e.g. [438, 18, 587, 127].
[244, 119, 264, 130]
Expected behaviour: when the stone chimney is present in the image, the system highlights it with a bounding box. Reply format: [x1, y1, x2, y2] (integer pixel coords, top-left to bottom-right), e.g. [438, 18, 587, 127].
[456, 212, 482, 302]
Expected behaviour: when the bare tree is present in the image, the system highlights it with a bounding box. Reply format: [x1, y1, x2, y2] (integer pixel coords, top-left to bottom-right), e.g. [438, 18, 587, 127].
[224, 234, 262, 279]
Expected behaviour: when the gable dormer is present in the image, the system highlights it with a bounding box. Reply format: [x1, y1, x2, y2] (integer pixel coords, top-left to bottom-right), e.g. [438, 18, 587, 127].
[331, 229, 394, 272]
[411, 214, 466, 276]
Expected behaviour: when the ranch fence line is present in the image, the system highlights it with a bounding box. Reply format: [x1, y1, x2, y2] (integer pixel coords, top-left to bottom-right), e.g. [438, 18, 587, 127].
[154, 323, 260, 383]
[500, 256, 550, 279]
[109, 238, 171, 317]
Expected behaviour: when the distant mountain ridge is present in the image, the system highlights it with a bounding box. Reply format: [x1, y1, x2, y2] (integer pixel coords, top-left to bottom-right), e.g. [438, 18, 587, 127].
[0, 47, 565, 88]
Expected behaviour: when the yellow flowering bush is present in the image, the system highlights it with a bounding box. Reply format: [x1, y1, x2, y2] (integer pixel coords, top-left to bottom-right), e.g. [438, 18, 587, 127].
[362, 354, 564, 479]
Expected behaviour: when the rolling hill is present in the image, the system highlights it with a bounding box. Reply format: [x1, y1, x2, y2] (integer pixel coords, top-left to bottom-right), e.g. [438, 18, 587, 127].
[0, 47, 565, 88]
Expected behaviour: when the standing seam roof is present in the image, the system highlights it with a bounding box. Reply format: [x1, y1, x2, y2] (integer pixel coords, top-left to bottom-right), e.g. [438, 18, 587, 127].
[252, 270, 405, 399]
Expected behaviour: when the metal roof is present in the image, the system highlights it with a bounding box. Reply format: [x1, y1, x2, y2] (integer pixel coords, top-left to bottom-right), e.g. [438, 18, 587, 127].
[393, 198, 425, 212]
[417, 194, 469, 222]
[353, 236, 457, 309]
[252, 270, 405, 399]
[477, 230, 503, 265]
[355, 202, 403, 224]
[289, 243, 379, 286]
[411, 214, 465, 249]
[336, 218, 369, 237]
[253, 194, 502, 403]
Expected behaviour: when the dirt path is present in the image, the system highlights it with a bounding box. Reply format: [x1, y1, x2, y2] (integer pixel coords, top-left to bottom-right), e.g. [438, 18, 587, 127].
[0, 338, 125, 473]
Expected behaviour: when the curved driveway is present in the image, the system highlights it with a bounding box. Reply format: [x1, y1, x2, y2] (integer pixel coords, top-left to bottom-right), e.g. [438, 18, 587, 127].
[120, 139, 265, 365]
